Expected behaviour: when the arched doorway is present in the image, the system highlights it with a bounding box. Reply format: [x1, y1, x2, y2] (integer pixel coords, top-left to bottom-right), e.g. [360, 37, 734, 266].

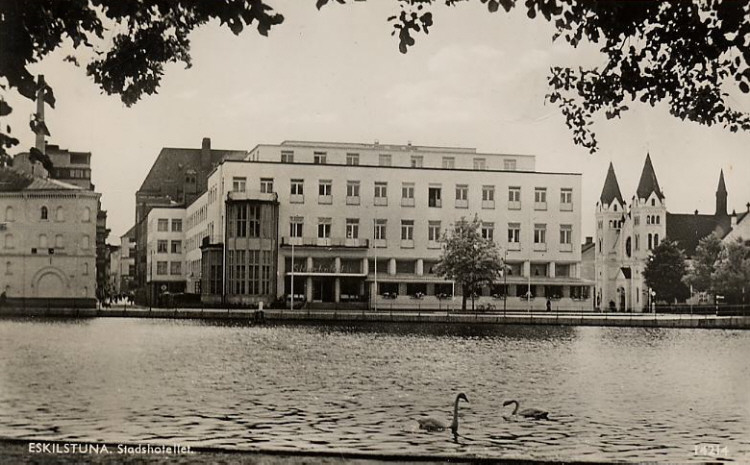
[34, 269, 67, 298]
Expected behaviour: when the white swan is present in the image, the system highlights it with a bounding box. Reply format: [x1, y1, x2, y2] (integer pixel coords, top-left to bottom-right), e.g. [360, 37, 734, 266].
[418, 392, 469, 436]
[503, 399, 548, 420]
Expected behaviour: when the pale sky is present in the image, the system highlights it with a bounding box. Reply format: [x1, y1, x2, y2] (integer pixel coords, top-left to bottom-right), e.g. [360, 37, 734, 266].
[5, 2, 750, 243]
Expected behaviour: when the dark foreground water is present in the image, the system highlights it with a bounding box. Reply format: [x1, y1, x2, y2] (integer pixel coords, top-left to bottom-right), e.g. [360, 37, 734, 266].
[0, 318, 748, 463]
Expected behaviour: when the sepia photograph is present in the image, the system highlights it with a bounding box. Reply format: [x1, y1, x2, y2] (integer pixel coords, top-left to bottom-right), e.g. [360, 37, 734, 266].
[0, 1, 749, 463]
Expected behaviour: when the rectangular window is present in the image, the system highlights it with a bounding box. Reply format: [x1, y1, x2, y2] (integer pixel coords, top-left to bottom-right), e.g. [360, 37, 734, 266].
[508, 223, 521, 243]
[401, 220, 414, 241]
[290, 217, 303, 238]
[560, 188, 573, 211]
[442, 157, 455, 169]
[482, 186, 495, 201]
[291, 179, 304, 195]
[508, 187, 521, 210]
[235, 204, 247, 237]
[157, 219, 169, 232]
[428, 221, 441, 242]
[634, 215, 640, 226]
[473, 158, 486, 170]
[313, 152, 327, 164]
[504, 159, 517, 170]
[157, 240, 168, 253]
[374, 182, 387, 206]
[157, 261, 168, 275]
[260, 178, 274, 193]
[170, 240, 182, 254]
[482, 185, 495, 209]
[428, 186, 442, 207]
[319, 180, 332, 196]
[534, 188, 547, 210]
[232, 177, 246, 193]
[170, 261, 182, 275]
[346, 218, 359, 239]
[317, 218, 331, 238]
[281, 150, 294, 163]
[171, 219, 182, 232]
[482, 222, 495, 241]
[379, 154, 391, 166]
[374, 219, 387, 240]
[559, 224, 572, 245]
[534, 224, 547, 243]
[410, 155, 423, 168]
[248, 205, 261, 238]
[401, 183, 415, 207]
[346, 153, 360, 166]
[346, 181, 360, 204]
[455, 184, 468, 208]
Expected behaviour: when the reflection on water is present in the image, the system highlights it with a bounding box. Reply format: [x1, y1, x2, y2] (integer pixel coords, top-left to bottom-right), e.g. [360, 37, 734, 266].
[0, 318, 748, 462]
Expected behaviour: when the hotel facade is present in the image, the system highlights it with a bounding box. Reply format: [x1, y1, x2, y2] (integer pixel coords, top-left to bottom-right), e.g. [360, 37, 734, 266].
[143, 140, 592, 310]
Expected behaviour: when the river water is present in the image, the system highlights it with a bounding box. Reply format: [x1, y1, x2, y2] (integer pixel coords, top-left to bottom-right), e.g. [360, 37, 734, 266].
[0, 318, 748, 463]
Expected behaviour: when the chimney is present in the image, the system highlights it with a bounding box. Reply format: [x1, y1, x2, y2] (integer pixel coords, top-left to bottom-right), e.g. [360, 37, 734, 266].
[201, 137, 211, 168]
[585, 236, 593, 245]
[35, 75, 46, 154]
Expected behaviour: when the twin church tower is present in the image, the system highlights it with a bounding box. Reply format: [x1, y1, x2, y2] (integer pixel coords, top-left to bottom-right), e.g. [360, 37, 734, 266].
[594, 154, 731, 311]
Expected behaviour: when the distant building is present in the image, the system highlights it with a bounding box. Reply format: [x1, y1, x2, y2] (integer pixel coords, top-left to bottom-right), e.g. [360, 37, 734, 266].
[115, 225, 136, 295]
[0, 167, 99, 307]
[12, 74, 110, 303]
[594, 154, 745, 311]
[137, 139, 593, 310]
[133, 137, 246, 303]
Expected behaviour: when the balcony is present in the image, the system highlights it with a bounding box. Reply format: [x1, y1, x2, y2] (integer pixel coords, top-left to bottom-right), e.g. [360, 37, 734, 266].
[507, 242, 521, 251]
[560, 203, 573, 212]
[226, 190, 277, 202]
[427, 240, 441, 250]
[508, 201, 521, 210]
[401, 198, 415, 207]
[455, 199, 468, 209]
[281, 236, 369, 248]
[559, 243, 573, 252]
[318, 195, 332, 205]
[481, 200, 495, 210]
[401, 239, 415, 249]
[374, 197, 388, 206]
[290, 194, 304, 204]
[534, 201, 547, 211]
[346, 196, 360, 206]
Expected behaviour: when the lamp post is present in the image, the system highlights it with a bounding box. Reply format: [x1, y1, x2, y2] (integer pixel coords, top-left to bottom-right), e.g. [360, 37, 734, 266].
[290, 240, 294, 310]
[502, 247, 508, 316]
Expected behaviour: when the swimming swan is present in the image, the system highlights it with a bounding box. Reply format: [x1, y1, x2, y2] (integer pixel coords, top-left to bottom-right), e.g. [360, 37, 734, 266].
[418, 392, 469, 436]
[503, 399, 548, 420]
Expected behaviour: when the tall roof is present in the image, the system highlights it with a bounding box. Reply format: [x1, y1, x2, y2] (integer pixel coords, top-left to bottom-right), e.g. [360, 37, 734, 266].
[600, 162, 624, 206]
[137, 146, 247, 198]
[666, 212, 730, 257]
[717, 169, 727, 193]
[636, 153, 664, 200]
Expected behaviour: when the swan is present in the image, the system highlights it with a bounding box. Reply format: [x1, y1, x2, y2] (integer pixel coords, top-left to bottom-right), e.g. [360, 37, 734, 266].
[418, 392, 469, 436]
[503, 399, 548, 420]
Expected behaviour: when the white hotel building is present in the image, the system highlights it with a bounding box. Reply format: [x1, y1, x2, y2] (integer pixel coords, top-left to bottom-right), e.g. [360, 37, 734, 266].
[146, 140, 592, 310]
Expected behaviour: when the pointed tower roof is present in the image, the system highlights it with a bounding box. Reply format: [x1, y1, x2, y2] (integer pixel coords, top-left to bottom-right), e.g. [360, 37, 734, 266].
[636, 153, 664, 200]
[717, 169, 727, 193]
[600, 162, 624, 206]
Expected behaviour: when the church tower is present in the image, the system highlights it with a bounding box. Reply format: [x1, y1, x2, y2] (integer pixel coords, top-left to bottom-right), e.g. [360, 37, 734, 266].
[716, 170, 728, 217]
[595, 162, 626, 310]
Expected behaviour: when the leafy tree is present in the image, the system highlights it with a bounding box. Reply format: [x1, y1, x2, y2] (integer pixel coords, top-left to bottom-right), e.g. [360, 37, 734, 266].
[683, 232, 723, 293]
[643, 239, 690, 304]
[711, 238, 750, 304]
[3, 1, 750, 158]
[434, 215, 504, 310]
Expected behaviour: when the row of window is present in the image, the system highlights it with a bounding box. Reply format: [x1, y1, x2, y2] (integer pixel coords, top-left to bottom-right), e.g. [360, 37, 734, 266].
[600, 233, 660, 255]
[600, 214, 661, 229]
[277, 150, 518, 171]
[155, 261, 182, 276]
[288, 218, 574, 246]
[156, 240, 182, 254]
[226, 250, 273, 295]
[4, 206, 93, 223]
[232, 177, 574, 211]
[156, 218, 183, 232]
[4, 233, 90, 250]
[4, 261, 90, 276]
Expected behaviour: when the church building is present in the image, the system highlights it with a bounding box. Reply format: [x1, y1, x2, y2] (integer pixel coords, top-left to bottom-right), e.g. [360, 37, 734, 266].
[594, 154, 736, 312]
